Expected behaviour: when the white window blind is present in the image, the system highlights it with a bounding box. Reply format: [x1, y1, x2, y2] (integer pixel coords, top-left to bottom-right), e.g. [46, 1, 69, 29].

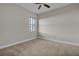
[29, 17, 36, 32]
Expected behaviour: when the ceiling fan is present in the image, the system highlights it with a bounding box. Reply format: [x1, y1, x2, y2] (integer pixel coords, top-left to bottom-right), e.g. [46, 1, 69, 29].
[35, 3, 51, 10]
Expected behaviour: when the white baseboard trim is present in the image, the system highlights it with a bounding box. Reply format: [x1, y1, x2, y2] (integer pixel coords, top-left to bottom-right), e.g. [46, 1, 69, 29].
[0, 37, 36, 49]
[43, 37, 79, 46]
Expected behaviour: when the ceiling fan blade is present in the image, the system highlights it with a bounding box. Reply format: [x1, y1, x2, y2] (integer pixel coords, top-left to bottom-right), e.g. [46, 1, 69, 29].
[38, 5, 42, 9]
[43, 4, 50, 8]
[35, 3, 42, 4]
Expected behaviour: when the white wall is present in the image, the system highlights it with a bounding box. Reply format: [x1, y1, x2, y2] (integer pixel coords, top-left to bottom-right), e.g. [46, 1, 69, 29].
[0, 3, 36, 48]
[39, 4, 79, 44]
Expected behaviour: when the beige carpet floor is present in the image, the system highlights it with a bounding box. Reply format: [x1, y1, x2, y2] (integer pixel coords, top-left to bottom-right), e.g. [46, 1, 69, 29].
[0, 38, 79, 56]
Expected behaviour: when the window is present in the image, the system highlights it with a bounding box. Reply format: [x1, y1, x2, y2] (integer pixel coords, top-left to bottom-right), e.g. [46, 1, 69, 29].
[29, 17, 36, 32]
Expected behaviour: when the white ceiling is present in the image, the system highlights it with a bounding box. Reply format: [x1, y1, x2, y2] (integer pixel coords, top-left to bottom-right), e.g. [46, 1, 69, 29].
[17, 3, 71, 14]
